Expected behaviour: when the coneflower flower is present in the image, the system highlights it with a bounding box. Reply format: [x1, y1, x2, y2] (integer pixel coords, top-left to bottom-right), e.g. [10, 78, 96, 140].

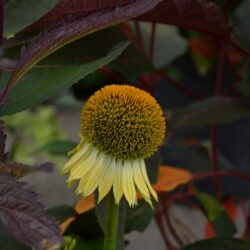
[62, 85, 166, 207]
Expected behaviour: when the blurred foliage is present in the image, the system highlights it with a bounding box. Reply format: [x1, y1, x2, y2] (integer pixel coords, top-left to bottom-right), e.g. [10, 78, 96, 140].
[1, 0, 250, 249]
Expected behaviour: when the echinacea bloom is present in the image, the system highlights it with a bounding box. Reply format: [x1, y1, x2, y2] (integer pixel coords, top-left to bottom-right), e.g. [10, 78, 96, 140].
[62, 85, 166, 207]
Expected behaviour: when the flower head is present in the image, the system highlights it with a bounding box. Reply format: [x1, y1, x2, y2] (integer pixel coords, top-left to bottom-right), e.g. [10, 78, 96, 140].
[62, 85, 166, 207]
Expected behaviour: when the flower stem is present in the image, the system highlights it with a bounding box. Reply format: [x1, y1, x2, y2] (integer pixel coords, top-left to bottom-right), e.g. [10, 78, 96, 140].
[103, 192, 120, 250]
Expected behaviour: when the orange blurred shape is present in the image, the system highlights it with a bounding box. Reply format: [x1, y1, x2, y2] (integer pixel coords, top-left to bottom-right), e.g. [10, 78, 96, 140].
[189, 35, 218, 59]
[153, 166, 193, 192]
[75, 195, 95, 214]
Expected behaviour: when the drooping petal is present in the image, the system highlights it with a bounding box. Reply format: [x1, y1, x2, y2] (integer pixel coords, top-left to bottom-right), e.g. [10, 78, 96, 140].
[83, 153, 107, 196]
[62, 142, 90, 174]
[98, 156, 116, 202]
[132, 159, 152, 207]
[122, 160, 137, 207]
[113, 160, 123, 204]
[140, 159, 158, 201]
[67, 145, 97, 182]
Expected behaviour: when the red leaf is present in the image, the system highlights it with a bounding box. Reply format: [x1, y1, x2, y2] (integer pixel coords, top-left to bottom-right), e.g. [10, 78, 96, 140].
[7, 0, 161, 88]
[26, 0, 231, 40]
[26, 0, 159, 31]
[136, 0, 231, 38]
[0, 173, 63, 249]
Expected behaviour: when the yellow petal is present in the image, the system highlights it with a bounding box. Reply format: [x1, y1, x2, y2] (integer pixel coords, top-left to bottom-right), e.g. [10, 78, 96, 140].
[132, 159, 152, 207]
[67, 146, 97, 182]
[83, 153, 107, 196]
[62, 142, 90, 174]
[113, 160, 123, 204]
[122, 161, 137, 207]
[140, 159, 158, 202]
[98, 156, 115, 202]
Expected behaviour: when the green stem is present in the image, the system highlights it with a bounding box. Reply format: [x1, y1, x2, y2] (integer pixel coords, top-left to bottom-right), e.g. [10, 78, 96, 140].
[103, 192, 120, 250]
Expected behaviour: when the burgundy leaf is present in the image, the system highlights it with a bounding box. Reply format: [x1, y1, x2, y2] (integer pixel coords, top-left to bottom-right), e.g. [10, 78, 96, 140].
[0, 173, 63, 249]
[27, 0, 138, 30]
[136, 0, 232, 38]
[0, 121, 6, 161]
[0, 161, 53, 178]
[26, 0, 231, 39]
[6, 0, 161, 90]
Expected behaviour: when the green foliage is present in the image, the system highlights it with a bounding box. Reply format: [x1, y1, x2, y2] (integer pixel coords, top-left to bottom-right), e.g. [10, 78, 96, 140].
[47, 206, 77, 223]
[182, 238, 250, 250]
[195, 191, 236, 237]
[171, 97, 250, 128]
[1, 42, 129, 116]
[4, 0, 59, 37]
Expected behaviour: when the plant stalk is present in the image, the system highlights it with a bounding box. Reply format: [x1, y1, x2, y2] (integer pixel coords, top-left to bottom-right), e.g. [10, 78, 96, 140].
[103, 192, 120, 250]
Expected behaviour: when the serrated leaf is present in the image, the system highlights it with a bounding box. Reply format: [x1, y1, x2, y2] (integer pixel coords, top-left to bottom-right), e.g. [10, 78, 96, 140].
[0, 173, 63, 249]
[40, 27, 153, 78]
[182, 238, 250, 250]
[171, 97, 250, 128]
[7, 0, 161, 88]
[4, 0, 59, 37]
[0, 121, 6, 161]
[0, 161, 53, 178]
[1, 41, 129, 115]
[137, 0, 231, 38]
[27, 0, 231, 39]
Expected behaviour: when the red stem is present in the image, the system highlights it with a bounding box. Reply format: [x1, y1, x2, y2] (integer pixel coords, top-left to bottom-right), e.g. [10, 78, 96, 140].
[228, 39, 250, 58]
[210, 126, 222, 199]
[156, 70, 204, 101]
[193, 170, 250, 182]
[163, 202, 184, 247]
[210, 44, 226, 199]
[154, 206, 172, 250]
[149, 23, 156, 61]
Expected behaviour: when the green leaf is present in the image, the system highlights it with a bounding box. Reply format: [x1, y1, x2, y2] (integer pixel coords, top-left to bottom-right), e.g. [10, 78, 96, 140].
[0, 232, 29, 250]
[238, 68, 250, 97]
[41, 27, 153, 78]
[195, 192, 223, 220]
[61, 236, 103, 250]
[235, 1, 250, 49]
[7, 1, 161, 87]
[171, 97, 250, 128]
[1, 41, 129, 116]
[182, 238, 250, 250]
[195, 191, 236, 237]
[212, 212, 236, 237]
[65, 209, 103, 239]
[125, 200, 153, 233]
[4, 0, 59, 37]
[47, 206, 77, 223]
[34, 140, 77, 155]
